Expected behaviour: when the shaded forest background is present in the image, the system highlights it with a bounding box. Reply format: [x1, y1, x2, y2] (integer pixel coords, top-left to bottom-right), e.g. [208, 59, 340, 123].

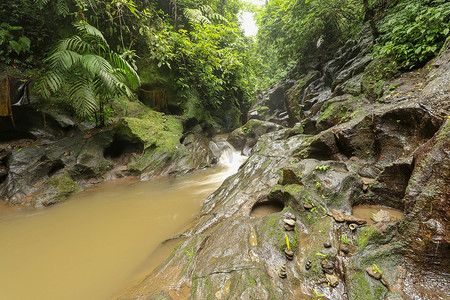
[0, 0, 448, 130]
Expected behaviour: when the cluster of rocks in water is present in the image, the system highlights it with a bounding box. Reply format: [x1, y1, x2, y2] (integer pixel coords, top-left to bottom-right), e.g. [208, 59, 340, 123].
[119, 34, 449, 300]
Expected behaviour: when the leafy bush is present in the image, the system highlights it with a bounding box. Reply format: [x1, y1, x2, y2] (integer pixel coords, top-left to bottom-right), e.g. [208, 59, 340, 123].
[35, 21, 140, 126]
[146, 18, 255, 118]
[254, 0, 363, 87]
[0, 23, 31, 64]
[374, 0, 450, 69]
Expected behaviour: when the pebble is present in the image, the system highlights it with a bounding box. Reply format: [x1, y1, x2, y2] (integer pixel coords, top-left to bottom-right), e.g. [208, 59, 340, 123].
[321, 259, 334, 274]
[285, 249, 294, 260]
[303, 203, 313, 210]
[283, 219, 296, 226]
[323, 242, 332, 248]
[285, 213, 297, 220]
[305, 260, 312, 270]
[340, 246, 349, 254]
[284, 224, 295, 231]
[325, 273, 339, 287]
[279, 263, 287, 278]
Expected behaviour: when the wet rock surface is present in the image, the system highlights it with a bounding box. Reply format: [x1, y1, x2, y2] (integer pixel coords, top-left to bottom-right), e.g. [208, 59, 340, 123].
[121, 37, 450, 299]
[0, 102, 216, 207]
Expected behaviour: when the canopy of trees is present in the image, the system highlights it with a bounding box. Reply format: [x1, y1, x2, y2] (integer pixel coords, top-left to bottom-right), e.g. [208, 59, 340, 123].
[0, 0, 448, 126]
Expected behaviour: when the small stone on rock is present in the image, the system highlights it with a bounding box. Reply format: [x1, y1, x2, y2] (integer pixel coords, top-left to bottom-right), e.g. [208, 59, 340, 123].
[321, 260, 334, 268]
[284, 224, 295, 231]
[285, 213, 297, 220]
[326, 273, 339, 287]
[285, 249, 294, 260]
[323, 242, 332, 248]
[340, 246, 349, 254]
[365, 266, 382, 280]
[305, 260, 312, 270]
[284, 219, 296, 226]
[304, 203, 313, 210]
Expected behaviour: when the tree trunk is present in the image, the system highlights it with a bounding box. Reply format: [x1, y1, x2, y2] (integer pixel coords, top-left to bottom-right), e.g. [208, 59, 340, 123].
[362, 0, 379, 40]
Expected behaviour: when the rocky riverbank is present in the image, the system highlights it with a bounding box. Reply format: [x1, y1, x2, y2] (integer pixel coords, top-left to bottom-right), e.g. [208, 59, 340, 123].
[119, 37, 449, 299]
[0, 100, 216, 207]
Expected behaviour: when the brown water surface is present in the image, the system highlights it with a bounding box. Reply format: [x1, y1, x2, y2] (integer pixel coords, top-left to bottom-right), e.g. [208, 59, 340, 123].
[0, 151, 245, 300]
[352, 204, 404, 224]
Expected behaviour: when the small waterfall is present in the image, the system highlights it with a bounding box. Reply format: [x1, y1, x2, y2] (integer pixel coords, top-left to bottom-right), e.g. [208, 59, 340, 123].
[206, 137, 247, 185]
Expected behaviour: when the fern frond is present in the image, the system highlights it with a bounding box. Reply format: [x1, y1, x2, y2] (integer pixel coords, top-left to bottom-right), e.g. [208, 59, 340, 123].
[55, 36, 93, 54]
[183, 8, 211, 24]
[73, 21, 109, 47]
[68, 76, 98, 119]
[109, 52, 140, 89]
[34, 0, 51, 9]
[44, 50, 82, 71]
[56, 0, 70, 17]
[199, 5, 227, 23]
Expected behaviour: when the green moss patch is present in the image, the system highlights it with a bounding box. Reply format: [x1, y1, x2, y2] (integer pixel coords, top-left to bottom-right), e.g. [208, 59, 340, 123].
[361, 57, 398, 100]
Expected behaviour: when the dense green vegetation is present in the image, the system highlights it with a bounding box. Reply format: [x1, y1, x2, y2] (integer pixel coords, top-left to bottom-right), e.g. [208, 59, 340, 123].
[1, 0, 257, 130]
[255, 0, 450, 87]
[0, 0, 448, 129]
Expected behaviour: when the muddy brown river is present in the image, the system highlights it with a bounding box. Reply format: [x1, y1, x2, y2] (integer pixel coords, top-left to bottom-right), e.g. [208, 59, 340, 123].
[0, 150, 246, 300]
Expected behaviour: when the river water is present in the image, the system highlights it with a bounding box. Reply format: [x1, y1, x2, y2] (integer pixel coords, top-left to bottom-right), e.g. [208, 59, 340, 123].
[0, 144, 245, 300]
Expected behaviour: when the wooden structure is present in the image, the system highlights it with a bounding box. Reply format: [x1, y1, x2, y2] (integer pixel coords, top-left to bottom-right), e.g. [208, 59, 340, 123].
[0, 75, 12, 117]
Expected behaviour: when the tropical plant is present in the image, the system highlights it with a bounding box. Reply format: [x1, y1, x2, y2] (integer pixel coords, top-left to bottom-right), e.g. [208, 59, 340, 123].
[0, 23, 31, 64]
[341, 233, 349, 244]
[183, 5, 227, 25]
[35, 21, 140, 125]
[374, 0, 450, 69]
[254, 0, 364, 88]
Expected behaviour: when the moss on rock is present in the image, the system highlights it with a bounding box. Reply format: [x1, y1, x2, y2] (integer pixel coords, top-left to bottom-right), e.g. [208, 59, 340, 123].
[361, 57, 398, 101]
[40, 170, 82, 205]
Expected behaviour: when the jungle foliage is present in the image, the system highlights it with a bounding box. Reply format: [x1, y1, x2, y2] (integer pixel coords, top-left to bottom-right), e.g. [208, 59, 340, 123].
[254, 0, 450, 87]
[373, 0, 450, 69]
[1, 0, 448, 128]
[11, 0, 256, 128]
[35, 21, 140, 126]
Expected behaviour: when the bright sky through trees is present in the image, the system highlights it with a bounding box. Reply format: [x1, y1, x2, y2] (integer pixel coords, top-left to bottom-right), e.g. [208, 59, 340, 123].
[239, 0, 264, 36]
[240, 11, 258, 36]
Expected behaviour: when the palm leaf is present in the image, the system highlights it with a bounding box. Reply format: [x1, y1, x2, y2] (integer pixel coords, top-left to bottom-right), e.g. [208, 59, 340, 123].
[68, 76, 98, 119]
[44, 50, 82, 71]
[183, 8, 211, 24]
[35, 70, 66, 98]
[109, 52, 140, 89]
[80, 54, 112, 76]
[56, 0, 70, 17]
[73, 21, 109, 47]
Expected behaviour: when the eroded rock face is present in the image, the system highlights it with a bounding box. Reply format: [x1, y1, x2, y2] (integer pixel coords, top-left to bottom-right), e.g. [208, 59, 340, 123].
[122, 36, 450, 299]
[0, 102, 216, 207]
